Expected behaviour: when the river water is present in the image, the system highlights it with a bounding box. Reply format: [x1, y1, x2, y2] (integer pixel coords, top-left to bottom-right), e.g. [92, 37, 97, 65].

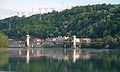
[0, 48, 120, 72]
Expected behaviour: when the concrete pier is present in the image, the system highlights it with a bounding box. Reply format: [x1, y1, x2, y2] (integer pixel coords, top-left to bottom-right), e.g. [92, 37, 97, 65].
[73, 35, 76, 48]
[26, 35, 30, 47]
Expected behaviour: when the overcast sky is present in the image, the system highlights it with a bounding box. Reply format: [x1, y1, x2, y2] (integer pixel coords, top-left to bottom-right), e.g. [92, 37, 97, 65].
[0, 0, 120, 19]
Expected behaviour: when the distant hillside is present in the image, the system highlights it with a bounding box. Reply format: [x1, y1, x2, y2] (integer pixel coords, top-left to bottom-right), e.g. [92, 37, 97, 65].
[0, 4, 120, 39]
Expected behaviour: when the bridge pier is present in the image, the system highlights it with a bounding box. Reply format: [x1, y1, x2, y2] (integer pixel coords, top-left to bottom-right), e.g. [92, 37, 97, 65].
[26, 34, 30, 47]
[73, 35, 77, 48]
[26, 34, 30, 64]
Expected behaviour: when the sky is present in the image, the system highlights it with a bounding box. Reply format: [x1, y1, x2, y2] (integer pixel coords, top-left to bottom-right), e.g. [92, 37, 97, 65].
[0, 0, 120, 19]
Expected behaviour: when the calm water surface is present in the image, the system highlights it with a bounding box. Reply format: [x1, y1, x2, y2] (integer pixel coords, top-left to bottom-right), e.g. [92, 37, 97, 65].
[0, 48, 120, 72]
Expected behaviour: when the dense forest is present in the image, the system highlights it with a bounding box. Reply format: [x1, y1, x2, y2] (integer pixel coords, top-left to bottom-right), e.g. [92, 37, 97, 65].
[0, 4, 120, 48]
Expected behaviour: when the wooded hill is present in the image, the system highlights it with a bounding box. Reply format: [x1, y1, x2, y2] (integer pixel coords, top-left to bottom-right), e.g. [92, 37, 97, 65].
[0, 4, 120, 39]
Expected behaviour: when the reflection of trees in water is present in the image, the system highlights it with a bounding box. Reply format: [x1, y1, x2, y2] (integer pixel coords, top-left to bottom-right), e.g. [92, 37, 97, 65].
[70, 53, 120, 72]
[2, 53, 120, 72]
[0, 49, 9, 66]
[9, 60, 69, 72]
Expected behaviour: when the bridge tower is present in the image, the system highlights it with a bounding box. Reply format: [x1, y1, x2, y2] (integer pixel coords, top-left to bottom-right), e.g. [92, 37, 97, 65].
[73, 35, 76, 48]
[26, 34, 30, 47]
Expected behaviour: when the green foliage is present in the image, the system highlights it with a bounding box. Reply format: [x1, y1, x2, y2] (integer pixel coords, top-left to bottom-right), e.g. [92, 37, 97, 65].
[0, 32, 9, 48]
[103, 35, 118, 48]
[103, 35, 117, 44]
[0, 4, 120, 39]
[0, 50, 9, 66]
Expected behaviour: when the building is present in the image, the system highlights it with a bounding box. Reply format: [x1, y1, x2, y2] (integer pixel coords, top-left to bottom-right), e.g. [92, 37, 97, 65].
[80, 38, 92, 43]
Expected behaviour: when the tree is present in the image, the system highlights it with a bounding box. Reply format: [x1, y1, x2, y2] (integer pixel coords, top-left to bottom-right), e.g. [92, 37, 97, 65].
[0, 32, 9, 48]
[103, 35, 117, 48]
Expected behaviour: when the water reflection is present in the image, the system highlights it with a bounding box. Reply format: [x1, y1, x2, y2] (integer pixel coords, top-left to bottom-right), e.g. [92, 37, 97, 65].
[0, 49, 9, 68]
[18, 48, 30, 63]
[8, 48, 118, 63]
[15, 48, 82, 63]
[0, 48, 120, 72]
[26, 48, 30, 64]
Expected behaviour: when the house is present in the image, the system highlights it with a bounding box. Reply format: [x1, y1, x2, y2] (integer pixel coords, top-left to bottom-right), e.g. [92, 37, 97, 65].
[32, 38, 42, 45]
[80, 38, 92, 43]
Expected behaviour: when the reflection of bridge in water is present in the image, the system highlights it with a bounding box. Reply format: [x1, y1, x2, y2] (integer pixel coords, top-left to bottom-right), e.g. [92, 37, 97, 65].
[7, 48, 112, 64]
[7, 48, 94, 63]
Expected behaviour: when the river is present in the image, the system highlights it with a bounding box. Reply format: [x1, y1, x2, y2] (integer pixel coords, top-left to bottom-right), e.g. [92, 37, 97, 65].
[0, 48, 120, 72]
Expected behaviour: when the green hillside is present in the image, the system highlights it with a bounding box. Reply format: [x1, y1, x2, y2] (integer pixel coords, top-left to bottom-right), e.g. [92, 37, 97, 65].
[0, 4, 120, 39]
